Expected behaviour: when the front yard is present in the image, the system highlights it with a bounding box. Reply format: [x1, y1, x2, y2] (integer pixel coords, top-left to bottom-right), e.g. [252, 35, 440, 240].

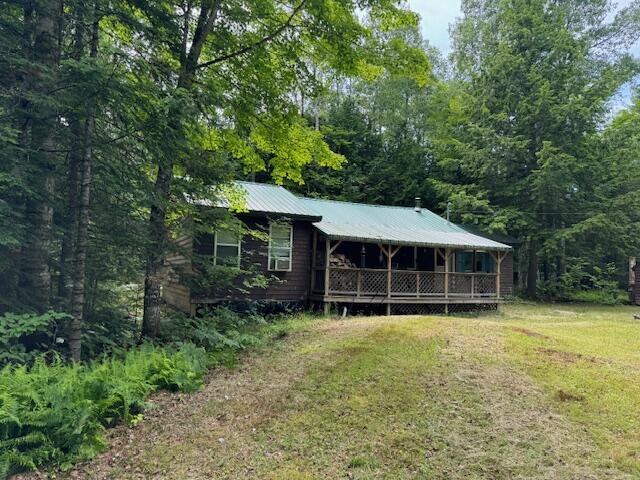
[64, 303, 640, 479]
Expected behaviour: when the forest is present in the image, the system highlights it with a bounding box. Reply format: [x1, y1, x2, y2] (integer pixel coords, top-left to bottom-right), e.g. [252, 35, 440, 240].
[1, 0, 640, 476]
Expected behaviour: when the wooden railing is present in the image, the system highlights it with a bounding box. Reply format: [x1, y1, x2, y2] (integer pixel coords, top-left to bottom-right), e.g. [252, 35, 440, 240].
[313, 268, 498, 299]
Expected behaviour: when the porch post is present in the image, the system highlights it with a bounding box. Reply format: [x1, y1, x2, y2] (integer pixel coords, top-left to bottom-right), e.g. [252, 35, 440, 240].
[444, 248, 450, 299]
[387, 243, 392, 301]
[324, 237, 330, 297]
[496, 251, 502, 299]
[323, 237, 331, 316]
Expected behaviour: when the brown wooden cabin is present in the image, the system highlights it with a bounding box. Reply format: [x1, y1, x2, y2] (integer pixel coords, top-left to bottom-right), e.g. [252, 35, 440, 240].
[163, 182, 514, 316]
[631, 258, 640, 306]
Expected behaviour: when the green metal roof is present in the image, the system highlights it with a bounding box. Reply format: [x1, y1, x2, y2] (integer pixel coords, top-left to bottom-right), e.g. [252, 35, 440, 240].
[197, 181, 321, 221]
[299, 197, 511, 251]
[203, 182, 510, 251]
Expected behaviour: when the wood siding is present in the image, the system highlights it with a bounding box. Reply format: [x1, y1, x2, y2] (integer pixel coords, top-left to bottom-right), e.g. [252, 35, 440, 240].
[162, 234, 193, 313]
[168, 213, 513, 311]
[632, 264, 640, 306]
[193, 216, 312, 303]
[500, 252, 514, 297]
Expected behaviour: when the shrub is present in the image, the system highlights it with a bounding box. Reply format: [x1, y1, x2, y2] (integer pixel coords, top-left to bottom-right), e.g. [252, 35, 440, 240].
[159, 306, 267, 355]
[570, 289, 629, 305]
[0, 343, 210, 477]
[81, 303, 139, 360]
[537, 261, 629, 305]
[0, 311, 70, 366]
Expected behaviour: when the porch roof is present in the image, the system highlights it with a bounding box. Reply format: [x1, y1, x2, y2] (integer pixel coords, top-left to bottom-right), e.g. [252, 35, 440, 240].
[299, 197, 511, 251]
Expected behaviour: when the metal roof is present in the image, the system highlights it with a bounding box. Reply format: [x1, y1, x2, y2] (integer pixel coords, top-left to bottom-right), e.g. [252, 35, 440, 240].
[196, 181, 321, 221]
[299, 197, 511, 251]
[197, 182, 510, 250]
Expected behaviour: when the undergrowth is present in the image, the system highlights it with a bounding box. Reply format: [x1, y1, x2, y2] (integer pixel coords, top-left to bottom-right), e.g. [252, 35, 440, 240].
[0, 306, 294, 478]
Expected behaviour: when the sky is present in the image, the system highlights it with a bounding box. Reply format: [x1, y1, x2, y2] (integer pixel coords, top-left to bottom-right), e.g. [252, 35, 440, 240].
[409, 0, 639, 109]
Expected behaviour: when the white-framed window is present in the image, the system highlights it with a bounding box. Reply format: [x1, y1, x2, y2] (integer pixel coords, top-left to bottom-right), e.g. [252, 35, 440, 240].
[268, 222, 293, 271]
[214, 229, 241, 267]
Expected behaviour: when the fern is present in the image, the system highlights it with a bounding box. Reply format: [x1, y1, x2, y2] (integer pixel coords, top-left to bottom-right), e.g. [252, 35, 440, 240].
[0, 343, 210, 477]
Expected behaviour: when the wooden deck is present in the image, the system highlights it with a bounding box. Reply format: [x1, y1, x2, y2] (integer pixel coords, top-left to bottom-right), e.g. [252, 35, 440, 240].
[311, 267, 502, 305]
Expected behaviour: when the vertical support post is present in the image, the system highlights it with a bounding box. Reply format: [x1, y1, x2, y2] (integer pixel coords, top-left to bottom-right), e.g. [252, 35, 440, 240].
[416, 272, 420, 297]
[444, 248, 450, 299]
[323, 237, 331, 316]
[324, 237, 330, 296]
[356, 269, 361, 297]
[386, 303, 391, 316]
[386, 244, 392, 299]
[496, 251, 502, 299]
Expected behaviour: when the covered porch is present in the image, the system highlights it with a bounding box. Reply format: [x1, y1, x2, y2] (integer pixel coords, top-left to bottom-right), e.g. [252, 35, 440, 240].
[310, 234, 509, 314]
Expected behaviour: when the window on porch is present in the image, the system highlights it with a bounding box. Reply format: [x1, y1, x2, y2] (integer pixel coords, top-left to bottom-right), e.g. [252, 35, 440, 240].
[455, 251, 494, 273]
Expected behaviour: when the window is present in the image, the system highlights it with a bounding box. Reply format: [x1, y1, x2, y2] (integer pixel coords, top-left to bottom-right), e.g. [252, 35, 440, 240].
[268, 223, 293, 271]
[454, 251, 495, 273]
[476, 252, 495, 273]
[214, 229, 241, 266]
[455, 251, 474, 273]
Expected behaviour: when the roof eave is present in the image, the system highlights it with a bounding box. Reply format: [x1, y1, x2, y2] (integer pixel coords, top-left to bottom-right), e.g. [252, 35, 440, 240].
[318, 232, 512, 251]
[238, 210, 322, 222]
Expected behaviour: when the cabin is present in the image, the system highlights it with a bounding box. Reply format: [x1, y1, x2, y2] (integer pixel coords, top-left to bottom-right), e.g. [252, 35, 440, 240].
[163, 182, 513, 316]
[631, 258, 640, 306]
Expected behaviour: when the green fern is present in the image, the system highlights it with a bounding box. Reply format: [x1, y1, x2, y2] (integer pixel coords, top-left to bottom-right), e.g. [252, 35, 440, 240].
[0, 342, 211, 477]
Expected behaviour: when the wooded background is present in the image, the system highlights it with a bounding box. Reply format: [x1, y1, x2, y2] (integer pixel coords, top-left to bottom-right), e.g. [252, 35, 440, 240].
[1, 0, 640, 359]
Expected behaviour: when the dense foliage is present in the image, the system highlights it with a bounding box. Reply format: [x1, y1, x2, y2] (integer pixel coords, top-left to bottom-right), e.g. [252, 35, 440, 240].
[286, 0, 640, 297]
[0, 308, 290, 477]
[1, 0, 640, 475]
[0, 343, 209, 477]
[0, 0, 429, 358]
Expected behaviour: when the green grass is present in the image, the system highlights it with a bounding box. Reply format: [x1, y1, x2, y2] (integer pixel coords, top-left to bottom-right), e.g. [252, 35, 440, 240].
[501, 303, 640, 473]
[68, 303, 640, 479]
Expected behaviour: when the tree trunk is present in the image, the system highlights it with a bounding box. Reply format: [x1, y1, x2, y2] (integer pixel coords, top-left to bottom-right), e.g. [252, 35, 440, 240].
[527, 238, 538, 298]
[141, 2, 217, 337]
[19, 0, 61, 312]
[58, 120, 83, 302]
[69, 115, 94, 360]
[141, 163, 173, 338]
[58, 2, 87, 302]
[68, 7, 99, 361]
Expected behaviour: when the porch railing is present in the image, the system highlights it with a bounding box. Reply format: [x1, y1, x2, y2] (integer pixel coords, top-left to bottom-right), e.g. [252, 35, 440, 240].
[313, 267, 498, 299]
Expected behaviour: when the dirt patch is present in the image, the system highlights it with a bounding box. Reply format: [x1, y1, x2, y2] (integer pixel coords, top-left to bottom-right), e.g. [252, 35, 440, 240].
[511, 326, 549, 339]
[556, 389, 586, 402]
[537, 347, 600, 364]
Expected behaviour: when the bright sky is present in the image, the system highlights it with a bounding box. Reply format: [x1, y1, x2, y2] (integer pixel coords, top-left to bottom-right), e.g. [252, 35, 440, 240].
[409, 0, 639, 109]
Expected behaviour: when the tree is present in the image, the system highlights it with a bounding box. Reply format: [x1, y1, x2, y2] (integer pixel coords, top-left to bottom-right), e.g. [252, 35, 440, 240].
[447, 0, 640, 296]
[132, 0, 430, 337]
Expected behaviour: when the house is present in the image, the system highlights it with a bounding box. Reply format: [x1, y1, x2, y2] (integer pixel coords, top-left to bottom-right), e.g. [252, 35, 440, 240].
[163, 181, 513, 316]
[631, 258, 639, 306]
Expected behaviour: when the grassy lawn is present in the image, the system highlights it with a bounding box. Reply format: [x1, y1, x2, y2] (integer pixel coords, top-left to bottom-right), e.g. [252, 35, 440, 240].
[64, 303, 640, 479]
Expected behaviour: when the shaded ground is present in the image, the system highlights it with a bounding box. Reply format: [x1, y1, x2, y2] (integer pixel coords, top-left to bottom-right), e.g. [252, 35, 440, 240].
[39, 304, 640, 479]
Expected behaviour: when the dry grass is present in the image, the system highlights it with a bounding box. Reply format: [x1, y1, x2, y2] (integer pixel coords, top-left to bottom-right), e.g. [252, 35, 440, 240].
[31, 303, 640, 479]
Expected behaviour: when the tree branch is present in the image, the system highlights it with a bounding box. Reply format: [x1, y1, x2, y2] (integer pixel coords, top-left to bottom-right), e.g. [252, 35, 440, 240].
[196, 0, 308, 70]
